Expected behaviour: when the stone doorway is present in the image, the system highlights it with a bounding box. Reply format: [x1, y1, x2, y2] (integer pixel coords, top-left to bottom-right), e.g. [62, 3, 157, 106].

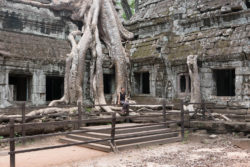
[103, 74, 115, 94]
[213, 69, 235, 96]
[9, 74, 32, 101]
[134, 72, 150, 94]
[46, 76, 64, 101]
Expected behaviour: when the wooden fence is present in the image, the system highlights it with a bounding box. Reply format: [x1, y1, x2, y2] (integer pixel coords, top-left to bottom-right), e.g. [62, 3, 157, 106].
[0, 100, 212, 167]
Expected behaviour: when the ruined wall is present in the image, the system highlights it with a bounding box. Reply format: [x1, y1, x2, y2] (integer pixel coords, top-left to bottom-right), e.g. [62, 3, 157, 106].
[0, 0, 249, 109]
[0, 1, 77, 107]
[126, 0, 250, 108]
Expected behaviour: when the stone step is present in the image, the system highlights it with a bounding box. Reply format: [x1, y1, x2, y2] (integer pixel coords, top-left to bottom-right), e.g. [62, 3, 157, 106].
[80, 124, 167, 134]
[59, 137, 112, 152]
[79, 128, 173, 138]
[66, 131, 179, 146]
[115, 132, 179, 145]
[116, 124, 167, 134]
[60, 123, 181, 152]
[116, 136, 181, 151]
[60, 136, 181, 152]
[65, 134, 108, 145]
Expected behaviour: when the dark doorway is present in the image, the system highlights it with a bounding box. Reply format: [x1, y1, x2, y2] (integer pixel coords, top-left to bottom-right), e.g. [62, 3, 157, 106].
[213, 69, 235, 96]
[134, 72, 150, 94]
[178, 74, 191, 94]
[46, 76, 64, 101]
[9, 74, 32, 101]
[103, 74, 115, 94]
[180, 75, 186, 93]
[142, 72, 150, 94]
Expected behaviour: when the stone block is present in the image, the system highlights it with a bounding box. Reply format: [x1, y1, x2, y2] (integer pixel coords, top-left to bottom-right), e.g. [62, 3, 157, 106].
[236, 67, 250, 75]
[33, 86, 46, 93]
[232, 139, 250, 150]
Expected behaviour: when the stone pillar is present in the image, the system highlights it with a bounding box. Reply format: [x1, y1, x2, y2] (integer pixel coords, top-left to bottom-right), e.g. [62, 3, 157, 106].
[151, 65, 157, 96]
[0, 69, 11, 108]
[32, 70, 46, 105]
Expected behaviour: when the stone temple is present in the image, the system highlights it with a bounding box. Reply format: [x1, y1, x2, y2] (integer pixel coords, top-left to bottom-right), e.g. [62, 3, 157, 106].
[0, 0, 249, 114]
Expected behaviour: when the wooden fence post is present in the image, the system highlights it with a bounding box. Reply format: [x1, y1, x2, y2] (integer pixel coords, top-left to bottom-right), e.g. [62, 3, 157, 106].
[163, 99, 167, 127]
[21, 103, 26, 145]
[111, 113, 116, 146]
[126, 103, 130, 123]
[9, 119, 15, 167]
[180, 100, 185, 141]
[78, 102, 82, 129]
[202, 101, 206, 120]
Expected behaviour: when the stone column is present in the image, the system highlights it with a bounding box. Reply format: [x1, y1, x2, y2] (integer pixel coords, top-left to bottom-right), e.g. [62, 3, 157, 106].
[0, 69, 11, 108]
[32, 70, 46, 105]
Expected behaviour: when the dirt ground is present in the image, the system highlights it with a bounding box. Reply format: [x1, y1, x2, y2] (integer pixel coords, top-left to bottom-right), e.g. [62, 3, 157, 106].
[0, 137, 107, 167]
[60, 134, 250, 167]
[0, 134, 249, 167]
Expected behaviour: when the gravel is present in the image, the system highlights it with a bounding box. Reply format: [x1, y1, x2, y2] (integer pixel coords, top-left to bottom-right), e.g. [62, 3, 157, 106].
[69, 134, 250, 167]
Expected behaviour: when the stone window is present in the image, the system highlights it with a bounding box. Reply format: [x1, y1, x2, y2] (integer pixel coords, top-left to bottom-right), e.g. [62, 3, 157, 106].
[134, 72, 150, 94]
[46, 76, 64, 101]
[9, 74, 32, 101]
[177, 73, 191, 95]
[213, 69, 235, 96]
[103, 74, 115, 94]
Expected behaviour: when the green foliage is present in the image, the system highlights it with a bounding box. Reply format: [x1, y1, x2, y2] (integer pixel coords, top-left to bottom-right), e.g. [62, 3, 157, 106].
[0, 136, 4, 140]
[86, 108, 92, 113]
[183, 130, 189, 143]
[15, 132, 21, 138]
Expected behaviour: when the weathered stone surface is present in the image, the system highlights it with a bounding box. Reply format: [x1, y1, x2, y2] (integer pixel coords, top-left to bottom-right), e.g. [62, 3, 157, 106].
[232, 138, 250, 150]
[0, 1, 74, 107]
[0, 0, 249, 112]
[124, 0, 250, 110]
[190, 121, 250, 134]
[0, 30, 70, 62]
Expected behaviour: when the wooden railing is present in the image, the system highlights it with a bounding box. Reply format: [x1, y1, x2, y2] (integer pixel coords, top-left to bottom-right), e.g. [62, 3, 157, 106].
[0, 100, 213, 167]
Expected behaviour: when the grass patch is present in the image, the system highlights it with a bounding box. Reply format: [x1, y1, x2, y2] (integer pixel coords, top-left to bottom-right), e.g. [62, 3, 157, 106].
[85, 108, 92, 113]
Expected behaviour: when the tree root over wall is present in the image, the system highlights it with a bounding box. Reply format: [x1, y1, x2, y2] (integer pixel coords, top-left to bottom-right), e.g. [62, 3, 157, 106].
[11, 0, 134, 113]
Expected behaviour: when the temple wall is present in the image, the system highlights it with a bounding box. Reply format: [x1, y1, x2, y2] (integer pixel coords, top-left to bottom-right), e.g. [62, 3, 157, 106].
[0, 1, 76, 107]
[126, 0, 250, 108]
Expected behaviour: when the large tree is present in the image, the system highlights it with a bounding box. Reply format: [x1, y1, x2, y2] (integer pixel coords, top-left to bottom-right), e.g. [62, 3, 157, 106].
[12, 0, 134, 112]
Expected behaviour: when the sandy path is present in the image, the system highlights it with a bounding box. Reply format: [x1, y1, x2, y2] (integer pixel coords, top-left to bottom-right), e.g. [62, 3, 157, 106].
[0, 146, 107, 167]
[0, 137, 107, 167]
[0, 145, 107, 167]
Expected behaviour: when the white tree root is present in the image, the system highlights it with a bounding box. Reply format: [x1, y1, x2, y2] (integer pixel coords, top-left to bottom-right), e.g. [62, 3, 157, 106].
[187, 55, 201, 104]
[14, 0, 134, 113]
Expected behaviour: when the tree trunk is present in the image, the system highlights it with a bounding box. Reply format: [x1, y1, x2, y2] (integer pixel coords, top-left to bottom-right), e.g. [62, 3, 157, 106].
[14, 0, 134, 112]
[187, 55, 201, 103]
[121, 0, 132, 19]
[100, 0, 129, 104]
[135, 0, 139, 12]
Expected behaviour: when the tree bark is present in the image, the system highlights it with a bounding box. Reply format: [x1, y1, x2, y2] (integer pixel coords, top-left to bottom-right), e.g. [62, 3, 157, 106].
[187, 55, 201, 103]
[121, 0, 133, 19]
[135, 0, 139, 12]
